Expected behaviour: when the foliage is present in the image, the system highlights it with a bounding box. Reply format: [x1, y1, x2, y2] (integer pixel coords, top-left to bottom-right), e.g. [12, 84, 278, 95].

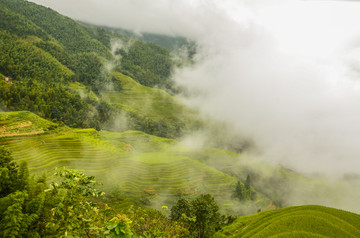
[0, 150, 190, 238]
[0, 6, 49, 41]
[117, 40, 175, 90]
[35, 40, 73, 69]
[0, 0, 197, 138]
[233, 176, 256, 201]
[170, 194, 231, 238]
[0, 147, 45, 238]
[0, 146, 28, 198]
[71, 52, 111, 93]
[84, 25, 112, 49]
[0, 0, 112, 58]
[234, 181, 244, 201]
[123, 205, 189, 238]
[0, 30, 73, 82]
[0, 79, 114, 129]
[170, 198, 192, 222]
[44, 167, 106, 237]
[104, 214, 134, 238]
[105, 72, 201, 138]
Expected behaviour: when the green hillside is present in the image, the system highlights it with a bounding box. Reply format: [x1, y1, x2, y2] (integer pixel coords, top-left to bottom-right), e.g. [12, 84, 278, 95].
[215, 205, 360, 238]
[0, 0, 196, 137]
[0, 111, 267, 213]
[0, 6, 49, 41]
[0, 0, 111, 58]
[100, 72, 200, 137]
[2, 1, 360, 237]
[0, 111, 64, 137]
[0, 30, 73, 81]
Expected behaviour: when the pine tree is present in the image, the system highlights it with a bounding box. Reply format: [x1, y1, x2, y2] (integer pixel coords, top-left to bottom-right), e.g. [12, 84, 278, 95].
[245, 174, 251, 190]
[235, 181, 244, 201]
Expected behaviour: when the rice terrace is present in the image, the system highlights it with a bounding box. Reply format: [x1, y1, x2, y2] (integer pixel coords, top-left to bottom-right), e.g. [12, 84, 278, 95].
[1, 0, 360, 237]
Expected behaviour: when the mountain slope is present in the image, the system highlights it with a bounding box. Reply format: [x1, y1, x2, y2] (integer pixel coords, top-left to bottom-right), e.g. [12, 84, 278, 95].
[0, 0, 196, 137]
[101, 72, 200, 137]
[0, 0, 111, 58]
[215, 205, 360, 238]
[0, 30, 73, 81]
[0, 111, 269, 212]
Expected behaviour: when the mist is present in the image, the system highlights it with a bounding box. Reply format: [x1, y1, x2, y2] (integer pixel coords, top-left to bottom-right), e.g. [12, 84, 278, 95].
[28, 0, 360, 210]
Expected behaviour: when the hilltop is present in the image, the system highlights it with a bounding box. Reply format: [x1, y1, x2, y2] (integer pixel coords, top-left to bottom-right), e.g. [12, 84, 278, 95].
[215, 205, 360, 237]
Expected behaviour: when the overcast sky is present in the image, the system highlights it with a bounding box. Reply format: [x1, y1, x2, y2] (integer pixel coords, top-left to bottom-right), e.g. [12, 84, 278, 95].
[29, 0, 360, 176]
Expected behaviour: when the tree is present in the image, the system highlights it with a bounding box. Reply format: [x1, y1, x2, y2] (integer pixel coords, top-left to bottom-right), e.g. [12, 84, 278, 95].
[244, 175, 256, 201]
[0, 147, 44, 238]
[245, 174, 251, 190]
[234, 181, 244, 201]
[191, 194, 220, 238]
[170, 194, 222, 238]
[0, 146, 28, 198]
[44, 167, 105, 237]
[170, 198, 192, 222]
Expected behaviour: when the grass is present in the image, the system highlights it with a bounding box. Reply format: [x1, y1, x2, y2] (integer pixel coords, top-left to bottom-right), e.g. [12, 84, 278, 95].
[215, 205, 360, 237]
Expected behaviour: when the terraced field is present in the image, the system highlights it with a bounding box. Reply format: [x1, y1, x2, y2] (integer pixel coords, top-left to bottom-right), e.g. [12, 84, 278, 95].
[103, 72, 199, 125]
[0, 111, 260, 211]
[0, 111, 62, 137]
[215, 205, 360, 237]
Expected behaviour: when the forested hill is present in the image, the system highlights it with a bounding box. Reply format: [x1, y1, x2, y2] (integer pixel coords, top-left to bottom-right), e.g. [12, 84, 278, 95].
[92, 23, 197, 55]
[0, 0, 197, 137]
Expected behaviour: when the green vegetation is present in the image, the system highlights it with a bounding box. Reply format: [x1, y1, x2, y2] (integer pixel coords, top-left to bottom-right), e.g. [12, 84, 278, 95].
[0, 0, 198, 138]
[0, 111, 63, 137]
[0, 78, 113, 128]
[0, 112, 243, 211]
[98, 24, 195, 52]
[0, 30, 72, 81]
[118, 40, 174, 90]
[103, 72, 201, 138]
[1, 1, 360, 237]
[215, 205, 360, 238]
[170, 194, 235, 237]
[0, 147, 231, 238]
[0, 147, 133, 237]
[0, 6, 49, 41]
[234, 176, 256, 202]
[0, 0, 111, 58]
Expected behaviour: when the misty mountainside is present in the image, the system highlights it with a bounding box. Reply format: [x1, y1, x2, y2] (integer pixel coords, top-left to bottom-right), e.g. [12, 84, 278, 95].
[0, 111, 271, 215]
[215, 205, 360, 237]
[1, 0, 360, 237]
[0, 0, 196, 137]
[89, 23, 197, 55]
